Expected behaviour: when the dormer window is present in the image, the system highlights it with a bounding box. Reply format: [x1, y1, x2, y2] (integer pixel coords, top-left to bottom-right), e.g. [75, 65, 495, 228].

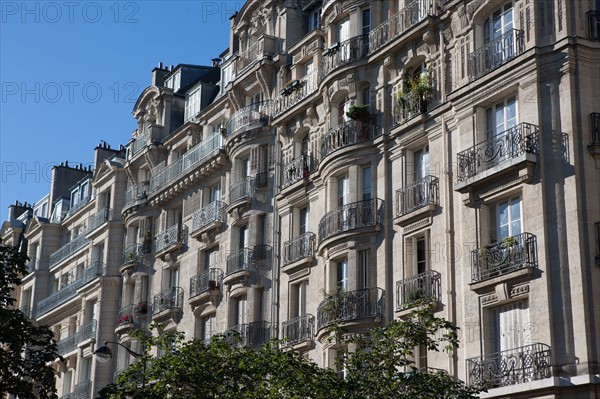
[165, 70, 181, 91]
[185, 86, 202, 122]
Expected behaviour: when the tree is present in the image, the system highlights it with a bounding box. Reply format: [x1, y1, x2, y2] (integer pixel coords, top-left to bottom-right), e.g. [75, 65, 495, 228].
[0, 242, 61, 398]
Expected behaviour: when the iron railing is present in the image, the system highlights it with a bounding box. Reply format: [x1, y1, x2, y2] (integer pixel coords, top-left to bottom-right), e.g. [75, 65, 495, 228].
[591, 113, 600, 144]
[282, 314, 315, 345]
[471, 233, 538, 282]
[49, 235, 89, 267]
[255, 172, 269, 190]
[318, 198, 383, 243]
[369, 0, 436, 52]
[273, 70, 320, 117]
[57, 319, 97, 355]
[395, 270, 441, 310]
[466, 343, 552, 387]
[132, 130, 151, 155]
[283, 232, 316, 266]
[226, 321, 271, 347]
[152, 287, 184, 315]
[457, 123, 539, 181]
[65, 196, 91, 218]
[393, 89, 432, 126]
[226, 248, 253, 276]
[123, 243, 142, 263]
[190, 268, 224, 298]
[85, 207, 111, 233]
[36, 262, 106, 317]
[396, 175, 439, 217]
[320, 120, 376, 160]
[149, 133, 224, 193]
[227, 100, 272, 137]
[320, 35, 369, 78]
[588, 10, 600, 40]
[317, 287, 384, 330]
[236, 35, 276, 74]
[191, 201, 227, 234]
[124, 181, 149, 206]
[229, 176, 254, 204]
[282, 155, 317, 188]
[117, 302, 149, 327]
[252, 244, 271, 263]
[154, 224, 186, 253]
[468, 29, 524, 80]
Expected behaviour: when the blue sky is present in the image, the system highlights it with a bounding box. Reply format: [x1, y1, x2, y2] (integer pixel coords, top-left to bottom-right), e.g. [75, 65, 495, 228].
[0, 0, 241, 215]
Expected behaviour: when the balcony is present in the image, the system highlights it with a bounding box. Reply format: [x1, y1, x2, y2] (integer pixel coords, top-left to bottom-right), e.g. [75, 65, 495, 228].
[282, 232, 316, 274]
[154, 224, 186, 257]
[316, 287, 384, 334]
[190, 201, 227, 240]
[320, 120, 376, 161]
[225, 321, 271, 347]
[60, 380, 92, 399]
[392, 89, 432, 127]
[49, 234, 89, 267]
[471, 233, 538, 286]
[588, 10, 600, 40]
[149, 133, 225, 196]
[320, 35, 369, 79]
[394, 176, 439, 226]
[57, 319, 97, 356]
[272, 70, 320, 118]
[36, 262, 106, 317]
[235, 35, 277, 76]
[116, 302, 149, 334]
[281, 155, 317, 190]
[228, 176, 254, 211]
[124, 181, 149, 211]
[318, 198, 383, 245]
[131, 130, 150, 156]
[226, 100, 272, 139]
[395, 270, 441, 311]
[84, 207, 111, 235]
[467, 29, 524, 81]
[224, 247, 253, 285]
[65, 196, 91, 219]
[455, 123, 540, 192]
[121, 243, 142, 271]
[369, 0, 436, 54]
[466, 343, 551, 388]
[588, 113, 600, 160]
[189, 268, 223, 308]
[152, 287, 184, 320]
[282, 314, 315, 348]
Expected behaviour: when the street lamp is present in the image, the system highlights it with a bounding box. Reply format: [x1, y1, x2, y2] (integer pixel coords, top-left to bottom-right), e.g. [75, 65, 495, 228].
[93, 341, 146, 394]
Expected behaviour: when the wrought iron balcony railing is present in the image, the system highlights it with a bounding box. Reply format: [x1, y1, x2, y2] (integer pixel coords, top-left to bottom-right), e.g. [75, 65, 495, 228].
[396, 270, 441, 310]
[65, 196, 91, 218]
[123, 243, 142, 264]
[49, 234, 89, 267]
[471, 233, 538, 282]
[190, 268, 224, 298]
[226, 248, 253, 276]
[282, 314, 315, 345]
[282, 155, 317, 188]
[320, 35, 369, 78]
[154, 223, 186, 254]
[85, 207, 111, 234]
[273, 70, 320, 117]
[468, 29, 524, 80]
[36, 262, 106, 317]
[236, 35, 276, 74]
[149, 133, 224, 193]
[318, 198, 383, 243]
[283, 232, 316, 266]
[191, 200, 227, 234]
[152, 287, 184, 315]
[396, 175, 439, 217]
[466, 343, 551, 388]
[71, 380, 92, 399]
[317, 287, 384, 331]
[588, 10, 600, 40]
[457, 123, 539, 182]
[117, 302, 149, 327]
[57, 319, 97, 355]
[369, 0, 436, 53]
[226, 321, 271, 347]
[393, 89, 432, 126]
[131, 130, 151, 156]
[124, 181, 149, 207]
[320, 120, 376, 160]
[591, 113, 600, 144]
[229, 176, 254, 204]
[227, 100, 272, 137]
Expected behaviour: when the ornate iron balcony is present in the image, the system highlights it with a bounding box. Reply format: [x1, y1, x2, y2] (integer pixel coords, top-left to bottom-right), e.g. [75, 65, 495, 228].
[226, 321, 271, 347]
[281, 155, 317, 189]
[229, 176, 254, 204]
[85, 207, 111, 234]
[273, 70, 320, 117]
[226, 248, 253, 276]
[396, 175, 439, 217]
[152, 287, 184, 315]
[191, 200, 227, 234]
[122, 243, 142, 264]
[588, 10, 600, 40]
[393, 89, 432, 126]
[117, 302, 149, 327]
[466, 343, 551, 388]
[282, 314, 315, 345]
[317, 287, 384, 331]
[57, 319, 97, 356]
[226, 100, 272, 138]
[283, 232, 316, 266]
[235, 35, 276, 74]
[190, 268, 224, 298]
[154, 223, 186, 254]
[457, 122, 539, 182]
[320, 35, 369, 78]
[369, 0, 436, 53]
[318, 198, 383, 243]
[124, 181, 149, 207]
[65, 195, 91, 218]
[131, 130, 150, 155]
[471, 233, 538, 283]
[468, 29, 524, 80]
[320, 120, 376, 160]
[396, 270, 441, 310]
[49, 234, 89, 267]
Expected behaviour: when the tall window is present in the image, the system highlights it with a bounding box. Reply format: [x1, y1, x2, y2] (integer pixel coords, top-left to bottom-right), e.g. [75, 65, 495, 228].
[204, 246, 219, 271]
[337, 175, 349, 207]
[185, 86, 201, 121]
[486, 97, 517, 138]
[202, 314, 218, 342]
[416, 236, 427, 275]
[358, 250, 370, 290]
[362, 8, 371, 37]
[308, 7, 321, 31]
[299, 206, 309, 235]
[235, 295, 247, 326]
[238, 225, 248, 250]
[484, 3, 514, 44]
[490, 196, 522, 242]
[362, 166, 372, 201]
[292, 281, 308, 318]
[414, 147, 430, 181]
[489, 300, 529, 355]
[208, 183, 221, 204]
[337, 99, 349, 126]
[336, 258, 349, 290]
[362, 87, 371, 111]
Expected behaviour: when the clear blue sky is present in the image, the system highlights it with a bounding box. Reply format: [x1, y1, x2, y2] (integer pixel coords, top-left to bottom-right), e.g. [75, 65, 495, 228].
[0, 0, 240, 216]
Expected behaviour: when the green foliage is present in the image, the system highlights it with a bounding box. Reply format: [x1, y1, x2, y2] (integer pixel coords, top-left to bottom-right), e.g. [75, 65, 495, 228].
[397, 67, 433, 107]
[345, 104, 370, 122]
[0, 242, 61, 398]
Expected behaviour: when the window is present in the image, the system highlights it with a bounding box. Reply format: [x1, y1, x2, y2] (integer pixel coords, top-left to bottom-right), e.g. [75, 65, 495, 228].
[204, 247, 219, 271]
[202, 314, 218, 342]
[336, 258, 349, 290]
[486, 97, 517, 138]
[416, 237, 427, 275]
[362, 86, 371, 111]
[185, 86, 202, 121]
[62, 370, 73, 396]
[484, 3, 514, 45]
[362, 167, 372, 201]
[238, 225, 248, 250]
[167, 268, 180, 289]
[358, 250, 371, 290]
[489, 300, 529, 355]
[308, 7, 321, 31]
[337, 175, 349, 207]
[337, 98, 349, 126]
[235, 295, 247, 326]
[336, 17, 350, 43]
[208, 183, 221, 204]
[362, 8, 371, 37]
[414, 147, 430, 181]
[79, 356, 92, 383]
[299, 206, 309, 235]
[490, 196, 522, 242]
[292, 281, 308, 318]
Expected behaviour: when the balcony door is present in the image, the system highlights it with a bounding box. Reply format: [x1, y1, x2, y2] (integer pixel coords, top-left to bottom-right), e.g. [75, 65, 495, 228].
[236, 295, 247, 326]
[336, 17, 350, 61]
[492, 196, 522, 242]
[299, 206, 309, 235]
[338, 174, 350, 230]
[490, 300, 529, 357]
[484, 3, 515, 65]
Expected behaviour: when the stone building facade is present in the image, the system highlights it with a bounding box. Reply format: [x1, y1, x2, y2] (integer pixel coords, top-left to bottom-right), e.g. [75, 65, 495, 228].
[3, 0, 600, 397]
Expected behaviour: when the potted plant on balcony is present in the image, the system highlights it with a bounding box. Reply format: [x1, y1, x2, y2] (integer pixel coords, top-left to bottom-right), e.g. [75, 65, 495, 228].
[398, 68, 432, 115]
[346, 104, 371, 141]
[208, 280, 218, 290]
[135, 302, 148, 314]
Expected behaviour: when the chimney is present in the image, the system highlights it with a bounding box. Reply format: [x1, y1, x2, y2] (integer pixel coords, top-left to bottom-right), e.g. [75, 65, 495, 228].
[152, 62, 169, 87]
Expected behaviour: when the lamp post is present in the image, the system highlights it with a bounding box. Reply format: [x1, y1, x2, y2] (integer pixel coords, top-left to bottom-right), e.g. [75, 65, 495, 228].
[93, 341, 146, 395]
